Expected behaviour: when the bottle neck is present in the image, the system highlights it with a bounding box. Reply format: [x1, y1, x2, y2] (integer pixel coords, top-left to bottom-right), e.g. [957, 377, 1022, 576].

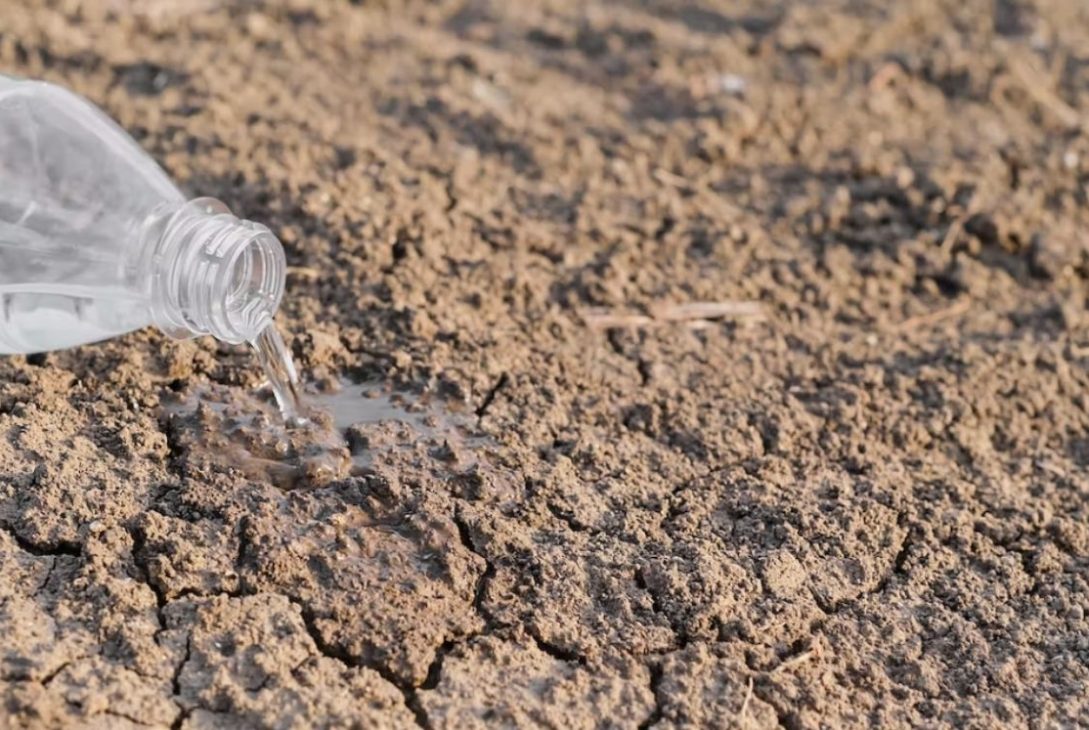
[144, 198, 286, 344]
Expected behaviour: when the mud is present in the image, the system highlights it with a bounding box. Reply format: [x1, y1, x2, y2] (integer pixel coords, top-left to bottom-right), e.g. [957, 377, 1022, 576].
[2, 0, 1089, 727]
[163, 383, 351, 489]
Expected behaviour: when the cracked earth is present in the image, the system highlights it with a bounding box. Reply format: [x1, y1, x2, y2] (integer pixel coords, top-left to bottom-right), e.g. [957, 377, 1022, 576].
[3, 0, 1089, 727]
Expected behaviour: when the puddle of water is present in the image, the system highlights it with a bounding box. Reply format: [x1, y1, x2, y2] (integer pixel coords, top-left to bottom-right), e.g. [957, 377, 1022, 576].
[311, 383, 433, 432]
[163, 376, 487, 489]
[308, 379, 488, 470]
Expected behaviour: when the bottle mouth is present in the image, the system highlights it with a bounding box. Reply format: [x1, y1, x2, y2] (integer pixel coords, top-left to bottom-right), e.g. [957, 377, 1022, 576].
[150, 198, 286, 344]
[217, 228, 283, 342]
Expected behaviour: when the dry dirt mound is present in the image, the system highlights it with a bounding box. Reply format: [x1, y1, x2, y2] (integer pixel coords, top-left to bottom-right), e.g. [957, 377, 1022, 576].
[2, 0, 1089, 728]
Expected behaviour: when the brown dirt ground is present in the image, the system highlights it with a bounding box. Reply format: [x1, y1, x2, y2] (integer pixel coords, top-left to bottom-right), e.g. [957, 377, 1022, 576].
[2, 0, 1089, 727]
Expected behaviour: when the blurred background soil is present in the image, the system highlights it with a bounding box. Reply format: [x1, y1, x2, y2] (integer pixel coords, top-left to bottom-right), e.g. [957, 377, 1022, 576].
[2, 0, 1089, 727]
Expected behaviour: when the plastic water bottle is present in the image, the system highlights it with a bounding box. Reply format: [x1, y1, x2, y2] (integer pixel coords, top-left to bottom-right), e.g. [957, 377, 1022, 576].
[0, 76, 304, 419]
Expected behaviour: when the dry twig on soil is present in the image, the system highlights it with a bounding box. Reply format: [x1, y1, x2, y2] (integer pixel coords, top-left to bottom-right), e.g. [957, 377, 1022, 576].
[738, 677, 754, 722]
[1007, 51, 1083, 131]
[582, 300, 764, 330]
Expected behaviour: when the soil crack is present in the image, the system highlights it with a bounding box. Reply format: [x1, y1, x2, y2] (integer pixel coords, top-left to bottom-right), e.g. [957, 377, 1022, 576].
[636, 661, 665, 730]
[3, 526, 81, 558]
[528, 629, 587, 665]
[127, 525, 169, 636]
[170, 635, 191, 698]
[635, 565, 691, 651]
[33, 555, 58, 596]
[452, 512, 498, 628]
[292, 598, 431, 729]
[872, 523, 916, 595]
[475, 372, 510, 420]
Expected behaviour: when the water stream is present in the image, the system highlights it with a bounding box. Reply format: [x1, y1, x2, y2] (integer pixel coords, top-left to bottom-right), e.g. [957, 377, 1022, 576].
[249, 323, 306, 424]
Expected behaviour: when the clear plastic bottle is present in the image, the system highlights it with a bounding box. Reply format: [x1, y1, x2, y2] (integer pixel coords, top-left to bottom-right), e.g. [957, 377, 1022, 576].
[0, 76, 286, 354]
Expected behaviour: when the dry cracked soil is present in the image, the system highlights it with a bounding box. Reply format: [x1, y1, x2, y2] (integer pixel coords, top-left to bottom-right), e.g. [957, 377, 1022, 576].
[2, 0, 1089, 728]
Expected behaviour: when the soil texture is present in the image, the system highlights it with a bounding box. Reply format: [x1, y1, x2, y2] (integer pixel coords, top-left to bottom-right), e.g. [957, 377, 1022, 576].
[2, 0, 1089, 728]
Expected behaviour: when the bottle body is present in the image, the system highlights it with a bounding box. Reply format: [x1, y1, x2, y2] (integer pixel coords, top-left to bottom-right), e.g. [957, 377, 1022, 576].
[0, 77, 285, 353]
